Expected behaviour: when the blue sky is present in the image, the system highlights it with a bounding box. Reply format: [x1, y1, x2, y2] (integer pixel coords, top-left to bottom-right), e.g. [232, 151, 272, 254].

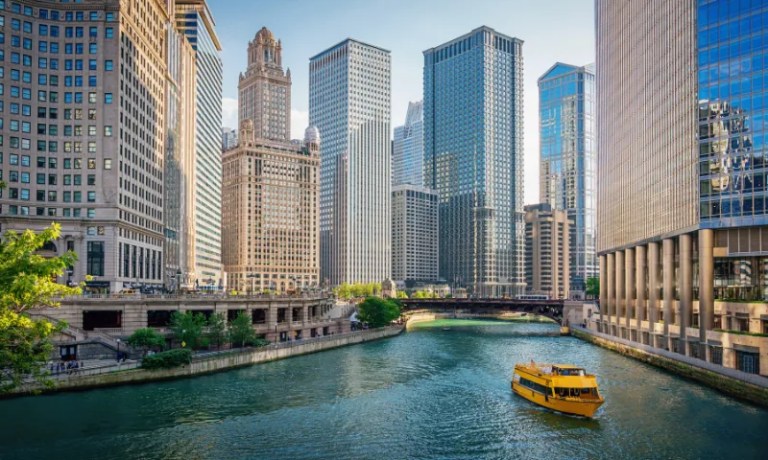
[208, 0, 595, 204]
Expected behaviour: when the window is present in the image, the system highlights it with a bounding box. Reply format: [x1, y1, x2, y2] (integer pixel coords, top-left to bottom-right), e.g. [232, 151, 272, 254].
[87, 242, 104, 276]
[104, 126, 112, 137]
[87, 158, 95, 169]
[104, 60, 113, 71]
[104, 159, 112, 170]
[104, 93, 112, 104]
[87, 174, 95, 186]
[105, 27, 114, 39]
[87, 191, 95, 202]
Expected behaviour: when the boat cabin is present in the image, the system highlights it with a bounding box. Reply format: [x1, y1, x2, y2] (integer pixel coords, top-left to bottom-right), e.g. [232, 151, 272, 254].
[551, 365, 586, 377]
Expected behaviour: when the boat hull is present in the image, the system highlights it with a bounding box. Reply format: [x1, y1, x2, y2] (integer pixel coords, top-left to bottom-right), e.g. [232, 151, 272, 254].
[511, 381, 603, 417]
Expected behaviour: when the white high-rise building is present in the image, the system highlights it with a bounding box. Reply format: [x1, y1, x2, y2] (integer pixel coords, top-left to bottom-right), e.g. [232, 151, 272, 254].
[221, 127, 238, 151]
[309, 39, 391, 286]
[392, 185, 438, 283]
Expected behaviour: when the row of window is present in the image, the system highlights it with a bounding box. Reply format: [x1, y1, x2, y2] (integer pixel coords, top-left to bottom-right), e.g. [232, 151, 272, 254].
[1, 153, 112, 170]
[1, 2, 116, 23]
[0, 205, 96, 218]
[3, 188, 97, 203]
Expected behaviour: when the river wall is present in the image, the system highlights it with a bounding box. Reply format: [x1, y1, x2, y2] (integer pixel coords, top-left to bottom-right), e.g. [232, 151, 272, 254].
[10, 326, 403, 397]
[571, 327, 768, 407]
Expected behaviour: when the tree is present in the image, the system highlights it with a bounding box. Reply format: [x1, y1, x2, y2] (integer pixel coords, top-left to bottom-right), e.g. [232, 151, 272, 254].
[170, 311, 206, 349]
[229, 311, 255, 348]
[0, 223, 81, 393]
[126, 328, 165, 357]
[334, 282, 352, 300]
[207, 313, 228, 350]
[586, 277, 600, 299]
[396, 291, 409, 299]
[357, 297, 400, 328]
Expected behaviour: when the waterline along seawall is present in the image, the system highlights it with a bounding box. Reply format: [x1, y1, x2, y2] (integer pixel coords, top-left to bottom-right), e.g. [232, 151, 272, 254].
[8, 326, 403, 397]
[571, 326, 768, 407]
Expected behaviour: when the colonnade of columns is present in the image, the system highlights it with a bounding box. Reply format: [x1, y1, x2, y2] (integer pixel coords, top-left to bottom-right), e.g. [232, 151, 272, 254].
[598, 230, 714, 356]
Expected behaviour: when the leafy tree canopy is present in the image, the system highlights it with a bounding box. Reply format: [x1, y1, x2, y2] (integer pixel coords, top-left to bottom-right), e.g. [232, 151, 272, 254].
[127, 328, 166, 356]
[229, 311, 256, 348]
[170, 311, 206, 349]
[357, 297, 400, 328]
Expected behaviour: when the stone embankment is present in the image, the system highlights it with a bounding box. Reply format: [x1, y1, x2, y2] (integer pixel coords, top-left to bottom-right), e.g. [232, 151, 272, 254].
[10, 326, 403, 397]
[571, 326, 768, 407]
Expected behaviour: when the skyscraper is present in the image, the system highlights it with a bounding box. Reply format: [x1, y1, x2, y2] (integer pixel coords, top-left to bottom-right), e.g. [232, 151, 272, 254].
[310, 39, 391, 286]
[392, 101, 424, 187]
[596, 0, 768, 373]
[0, 0, 177, 293]
[391, 185, 438, 283]
[538, 62, 596, 293]
[175, 0, 223, 290]
[524, 203, 571, 299]
[424, 26, 525, 297]
[222, 27, 319, 294]
[221, 127, 238, 151]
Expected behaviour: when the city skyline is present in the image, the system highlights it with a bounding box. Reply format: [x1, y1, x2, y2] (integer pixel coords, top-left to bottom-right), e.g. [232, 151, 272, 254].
[208, 0, 595, 206]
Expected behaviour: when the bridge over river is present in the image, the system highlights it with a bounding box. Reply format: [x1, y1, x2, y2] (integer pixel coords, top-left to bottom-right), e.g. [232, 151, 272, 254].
[401, 298, 571, 325]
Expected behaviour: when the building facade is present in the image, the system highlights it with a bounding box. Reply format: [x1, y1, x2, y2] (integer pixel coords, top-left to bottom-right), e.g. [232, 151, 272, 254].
[391, 184, 438, 283]
[524, 203, 570, 299]
[222, 27, 319, 294]
[221, 126, 237, 151]
[538, 62, 596, 293]
[424, 26, 525, 297]
[0, 0, 180, 293]
[238, 27, 290, 142]
[309, 39, 391, 287]
[392, 100, 424, 187]
[175, 0, 223, 290]
[595, 0, 768, 376]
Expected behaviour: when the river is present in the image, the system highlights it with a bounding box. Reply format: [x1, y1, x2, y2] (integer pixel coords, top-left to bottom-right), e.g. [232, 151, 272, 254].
[0, 320, 766, 459]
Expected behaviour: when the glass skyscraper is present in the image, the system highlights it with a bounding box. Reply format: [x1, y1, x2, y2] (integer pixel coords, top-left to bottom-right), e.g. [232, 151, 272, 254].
[538, 63, 596, 293]
[310, 39, 391, 286]
[175, 1, 223, 290]
[424, 26, 525, 297]
[393, 101, 424, 187]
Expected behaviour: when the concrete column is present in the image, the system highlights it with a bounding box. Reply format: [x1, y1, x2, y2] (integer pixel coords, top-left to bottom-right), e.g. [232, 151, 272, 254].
[599, 254, 607, 331]
[680, 233, 693, 355]
[607, 253, 615, 331]
[635, 245, 646, 333]
[302, 305, 309, 324]
[662, 238, 675, 349]
[615, 250, 625, 337]
[624, 248, 634, 333]
[648, 242, 660, 327]
[698, 229, 715, 351]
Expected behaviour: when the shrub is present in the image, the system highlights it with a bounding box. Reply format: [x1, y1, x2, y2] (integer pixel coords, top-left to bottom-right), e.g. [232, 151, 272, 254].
[141, 348, 192, 370]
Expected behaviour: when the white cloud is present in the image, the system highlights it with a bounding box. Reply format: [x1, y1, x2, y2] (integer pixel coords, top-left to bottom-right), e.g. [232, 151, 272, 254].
[291, 109, 309, 140]
[221, 97, 238, 130]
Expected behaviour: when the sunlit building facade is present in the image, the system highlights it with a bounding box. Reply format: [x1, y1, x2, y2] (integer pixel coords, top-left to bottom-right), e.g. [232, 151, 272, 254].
[391, 185, 438, 283]
[424, 26, 525, 297]
[310, 39, 391, 287]
[524, 203, 570, 299]
[175, 0, 223, 290]
[538, 62, 596, 293]
[595, 0, 768, 375]
[222, 27, 319, 294]
[0, 0, 174, 293]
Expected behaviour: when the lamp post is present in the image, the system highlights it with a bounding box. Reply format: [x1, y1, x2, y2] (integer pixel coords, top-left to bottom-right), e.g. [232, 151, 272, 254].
[66, 269, 74, 287]
[116, 338, 121, 362]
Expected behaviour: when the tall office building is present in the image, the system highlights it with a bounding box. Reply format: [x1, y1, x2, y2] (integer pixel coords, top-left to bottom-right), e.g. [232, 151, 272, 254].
[392, 185, 438, 283]
[596, 0, 767, 374]
[222, 28, 319, 294]
[175, 0, 223, 290]
[524, 203, 571, 299]
[424, 26, 525, 297]
[221, 127, 237, 151]
[392, 101, 424, 187]
[0, 0, 178, 293]
[310, 39, 391, 286]
[238, 27, 290, 142]
[538, 62, 596, 293]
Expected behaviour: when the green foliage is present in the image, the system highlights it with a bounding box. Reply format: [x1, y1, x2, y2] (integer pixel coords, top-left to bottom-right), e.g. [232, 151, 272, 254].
[396, 290, 409, 299]
[412, 290, 436, 299]
[586, 277, 600, 298]
[0, 223, 80, 393]
[357, 297, 401, 328]
[229, 311, 256, 348]
[141, 348, 192, 370]
[334, 282, 383, 299]
[126, 328, 165, 356]
[207, 313, 228, 349]
[170, 311, 206, 349]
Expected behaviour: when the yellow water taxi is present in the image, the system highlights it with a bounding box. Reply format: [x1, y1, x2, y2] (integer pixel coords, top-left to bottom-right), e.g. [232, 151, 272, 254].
[511, 362, 604, 417]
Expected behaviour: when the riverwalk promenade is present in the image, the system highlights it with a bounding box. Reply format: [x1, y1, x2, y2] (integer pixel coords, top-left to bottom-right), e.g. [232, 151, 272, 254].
[7, 326, 404, 397]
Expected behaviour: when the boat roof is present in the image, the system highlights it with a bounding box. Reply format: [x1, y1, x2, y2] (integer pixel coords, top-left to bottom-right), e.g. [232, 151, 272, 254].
[552, 364, 584, 369]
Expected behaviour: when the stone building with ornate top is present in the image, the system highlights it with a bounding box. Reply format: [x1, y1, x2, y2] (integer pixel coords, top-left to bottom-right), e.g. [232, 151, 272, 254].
[221, 28, 319, 294]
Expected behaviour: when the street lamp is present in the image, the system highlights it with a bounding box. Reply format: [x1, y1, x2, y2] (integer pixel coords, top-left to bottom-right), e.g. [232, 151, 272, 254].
[116, 338, 121, 362]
